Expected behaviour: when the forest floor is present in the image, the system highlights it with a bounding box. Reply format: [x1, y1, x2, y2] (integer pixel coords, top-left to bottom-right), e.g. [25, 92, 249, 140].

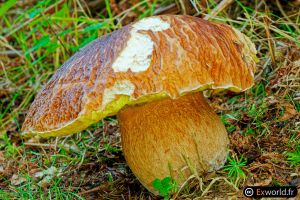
[0, 0, 299, 199]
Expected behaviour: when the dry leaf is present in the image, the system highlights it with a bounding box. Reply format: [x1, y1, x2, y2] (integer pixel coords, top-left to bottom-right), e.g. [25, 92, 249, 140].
[34, 166, 58, 179]
[38, 175, 52, 188]
[10, 174, 26, 186]
[34, 166, 61, 188]
[254, 175, 272, 186]
[279, 103, 298, 121]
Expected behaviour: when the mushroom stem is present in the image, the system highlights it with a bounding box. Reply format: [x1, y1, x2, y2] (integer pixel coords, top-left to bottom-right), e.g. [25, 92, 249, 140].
[118, 92, 229, 193]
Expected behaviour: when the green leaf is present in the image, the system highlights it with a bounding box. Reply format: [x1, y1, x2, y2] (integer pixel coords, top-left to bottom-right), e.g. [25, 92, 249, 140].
[29, 7, 43, 18]
[159, 187, 169, 196]
[25, 35, 51, 55]
[161, 177, 171, 186]
[34, 35, 51, 49]
[0, 0, 17, 17]
[83, 22, 107, 33]
[287, 148, 300, 166]
[58, 28, 73, 36]
[152, 179, 162, 189]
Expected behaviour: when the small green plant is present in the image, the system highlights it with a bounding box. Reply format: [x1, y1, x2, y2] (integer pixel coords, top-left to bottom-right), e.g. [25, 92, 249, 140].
[1, 133, 20, 157]
[286, 148, 300, 166]
[224, 154, 247, 182]
[104, 143, 120, 154]
[107, 172, 113, 182]
[152, 177, 177, 200]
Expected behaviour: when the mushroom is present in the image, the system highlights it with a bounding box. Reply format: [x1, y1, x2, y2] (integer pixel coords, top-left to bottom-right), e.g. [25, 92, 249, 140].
[22, 15, 257, 193]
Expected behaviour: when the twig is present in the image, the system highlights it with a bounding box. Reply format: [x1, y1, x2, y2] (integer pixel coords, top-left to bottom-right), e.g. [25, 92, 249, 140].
[0, 50, 22, 58]
[153, 3, 177, 15]
[172, 174, 197, 199]
[189, 0, 201, 14]
[0, 37, 25, 59]
[78, 182, 112, 195]
[178, 0, 188, 14]
[23, 142, 56, 148]
[201, 177, 239, 197]
[204, 0, 234, 20]
[263, 15, 276, 67]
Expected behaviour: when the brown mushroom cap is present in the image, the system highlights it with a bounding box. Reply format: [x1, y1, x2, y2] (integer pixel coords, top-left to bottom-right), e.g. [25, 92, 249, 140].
[22, 15, 257, 137]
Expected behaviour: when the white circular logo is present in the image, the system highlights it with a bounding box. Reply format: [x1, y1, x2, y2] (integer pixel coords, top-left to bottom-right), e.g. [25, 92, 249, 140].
[244, 187, 254, 197]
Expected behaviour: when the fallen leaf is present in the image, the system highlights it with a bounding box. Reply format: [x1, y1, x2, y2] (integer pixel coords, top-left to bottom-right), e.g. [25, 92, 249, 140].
[34, 166, 61, 188]
[254, 175, 272, 186]
[279, 103, 298, 121]
[38, 175, 52, 188]
[34, 166, 58, 179]
[10, 174, 26, 186]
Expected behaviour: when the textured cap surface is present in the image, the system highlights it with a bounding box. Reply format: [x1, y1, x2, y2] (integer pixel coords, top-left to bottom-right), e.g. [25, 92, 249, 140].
[22, 15, 257, 137]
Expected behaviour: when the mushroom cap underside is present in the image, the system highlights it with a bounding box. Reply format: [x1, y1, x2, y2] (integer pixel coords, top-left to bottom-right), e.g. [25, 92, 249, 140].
[22, 15, 257, 137]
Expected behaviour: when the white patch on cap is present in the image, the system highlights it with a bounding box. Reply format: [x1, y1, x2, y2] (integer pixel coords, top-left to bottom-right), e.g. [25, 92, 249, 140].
[102, 80, 135, 107]
[132, 17, 170, 31]
[111, 33, 153, 73]
[112, 17, 170, 73]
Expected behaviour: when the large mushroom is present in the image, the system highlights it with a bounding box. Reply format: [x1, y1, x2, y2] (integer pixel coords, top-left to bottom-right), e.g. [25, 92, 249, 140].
[22, 15, 257, 193]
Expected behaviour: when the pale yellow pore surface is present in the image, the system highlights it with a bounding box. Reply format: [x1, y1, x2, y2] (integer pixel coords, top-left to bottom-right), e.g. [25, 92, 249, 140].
[23, 82, 244, 137]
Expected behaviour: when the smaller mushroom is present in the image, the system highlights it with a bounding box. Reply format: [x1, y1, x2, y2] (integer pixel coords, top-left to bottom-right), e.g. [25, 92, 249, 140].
[22, 15, 257, 194]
